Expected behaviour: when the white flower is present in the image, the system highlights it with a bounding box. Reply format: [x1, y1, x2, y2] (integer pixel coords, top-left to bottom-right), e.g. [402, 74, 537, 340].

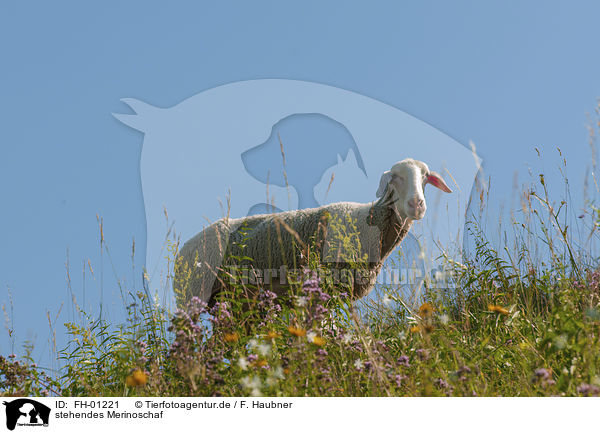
[240, 375, 262, 390]
[295, 296, 308, 307]
[398, 330, 406, 341]
[439, 314, 449, 325]
[306, 331, 317, 343]
[383, 294, 393, 307]
[272, 366, 285, 380]
[238, 357, 249, 370]
[354, 359, 364, 370]
[257, 343, 271, 356]
[342, 333, 353, 344]
[250, 388, 263, 397]
[248, 338, 259, 349]
[553, 334, 567, 350]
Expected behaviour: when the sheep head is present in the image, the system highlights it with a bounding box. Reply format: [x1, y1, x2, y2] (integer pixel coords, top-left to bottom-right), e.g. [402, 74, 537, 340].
[376, 158, 452, 220]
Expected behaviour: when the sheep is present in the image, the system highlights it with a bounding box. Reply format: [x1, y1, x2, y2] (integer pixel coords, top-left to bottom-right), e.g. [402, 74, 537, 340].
[174, 158, 452, 306]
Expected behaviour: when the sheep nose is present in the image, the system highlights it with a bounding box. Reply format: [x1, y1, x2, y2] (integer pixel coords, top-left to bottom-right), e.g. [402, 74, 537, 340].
[408, 197, 424, 210]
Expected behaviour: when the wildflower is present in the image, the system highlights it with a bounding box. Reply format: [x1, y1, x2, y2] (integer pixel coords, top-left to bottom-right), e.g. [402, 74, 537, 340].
[534, 368, 550, 381]
[416, 349, 430, 361]
[383, 294, 393, 307]
[316, 348, 328, 356]
[312, 336, 326, 347]
[439, 314, 450, 325]
[257, 343, 271, 356]
[224, 332, 239, 343]
[410, 325, 421, 333]
[457, 365, 471, 380]
[577, 383, 600, 396]
[341, 333, 353, 344]
[265, 330, 281, 340]
[295, 296, 308, 307]
[272, 366, 285, 380]
[255, 359, 268, 368]
[240, 375, 262, 396]
[418, 303, 434, 316]
[397, 355, 410, 368]
[434, 378, 449, 389]
[354, 359, 364, 370]
[533, 368, 556, 387]
[553, 334, 568, 350]
[288, 326, 306, 337]
[306, 331, 325, 346]
[488, 304, 509, 315]
[238, 357, 249, 370]
[125, 369, 148, 387]
[394, 375, 407, 387]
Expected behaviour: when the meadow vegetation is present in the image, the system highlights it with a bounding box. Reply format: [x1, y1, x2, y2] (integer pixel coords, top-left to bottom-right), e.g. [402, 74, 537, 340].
[2, 139, 600, 397]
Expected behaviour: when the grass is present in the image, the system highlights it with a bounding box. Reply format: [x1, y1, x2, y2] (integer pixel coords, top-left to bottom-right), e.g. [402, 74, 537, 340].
[2, 143, 600, 397]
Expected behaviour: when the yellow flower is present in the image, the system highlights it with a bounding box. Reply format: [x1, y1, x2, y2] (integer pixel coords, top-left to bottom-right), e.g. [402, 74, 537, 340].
[265, 330, 281, 340]
[126, 369, 148, 387]
[488, 304, 509, 315]
[410, 325, 421, 333]
[312, 336, 326, 346]
[418, 303, 435, 317]
[288, 326, 306, 337]
[224, 332, 239, 343]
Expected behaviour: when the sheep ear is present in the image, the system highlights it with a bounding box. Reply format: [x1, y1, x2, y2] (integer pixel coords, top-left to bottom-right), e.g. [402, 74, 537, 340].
[376, 171, 393, 198]
[426, 171, 452, 193]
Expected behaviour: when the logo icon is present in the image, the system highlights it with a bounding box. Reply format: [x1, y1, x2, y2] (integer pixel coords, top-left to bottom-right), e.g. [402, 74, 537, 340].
[2, 399, 50, 430]
[113, 79, 479, 302]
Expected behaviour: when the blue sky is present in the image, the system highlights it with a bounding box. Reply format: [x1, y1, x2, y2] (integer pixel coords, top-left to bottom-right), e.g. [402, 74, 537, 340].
[1, 1, 599, 367]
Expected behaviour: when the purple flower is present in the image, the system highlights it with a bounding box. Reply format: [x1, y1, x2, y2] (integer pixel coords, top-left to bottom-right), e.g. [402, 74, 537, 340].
[434, 378, 449, 389]
[533, 368, 555, 387]
[397, 355, 410, 368]
[415, 349, 429, 361]
[577, 383, 600, 396]
[394, 375, 407, 387]
[458, 365, 472, 376]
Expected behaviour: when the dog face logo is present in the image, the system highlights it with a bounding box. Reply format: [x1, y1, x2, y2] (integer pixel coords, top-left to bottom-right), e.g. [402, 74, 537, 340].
[2, 399, 50, 430]
[113, 79, 480, 300]
[242, 113, 367, 211]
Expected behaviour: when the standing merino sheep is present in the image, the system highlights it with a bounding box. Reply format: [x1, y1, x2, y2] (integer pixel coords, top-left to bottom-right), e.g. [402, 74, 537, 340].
[174, 158, 452, 306]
